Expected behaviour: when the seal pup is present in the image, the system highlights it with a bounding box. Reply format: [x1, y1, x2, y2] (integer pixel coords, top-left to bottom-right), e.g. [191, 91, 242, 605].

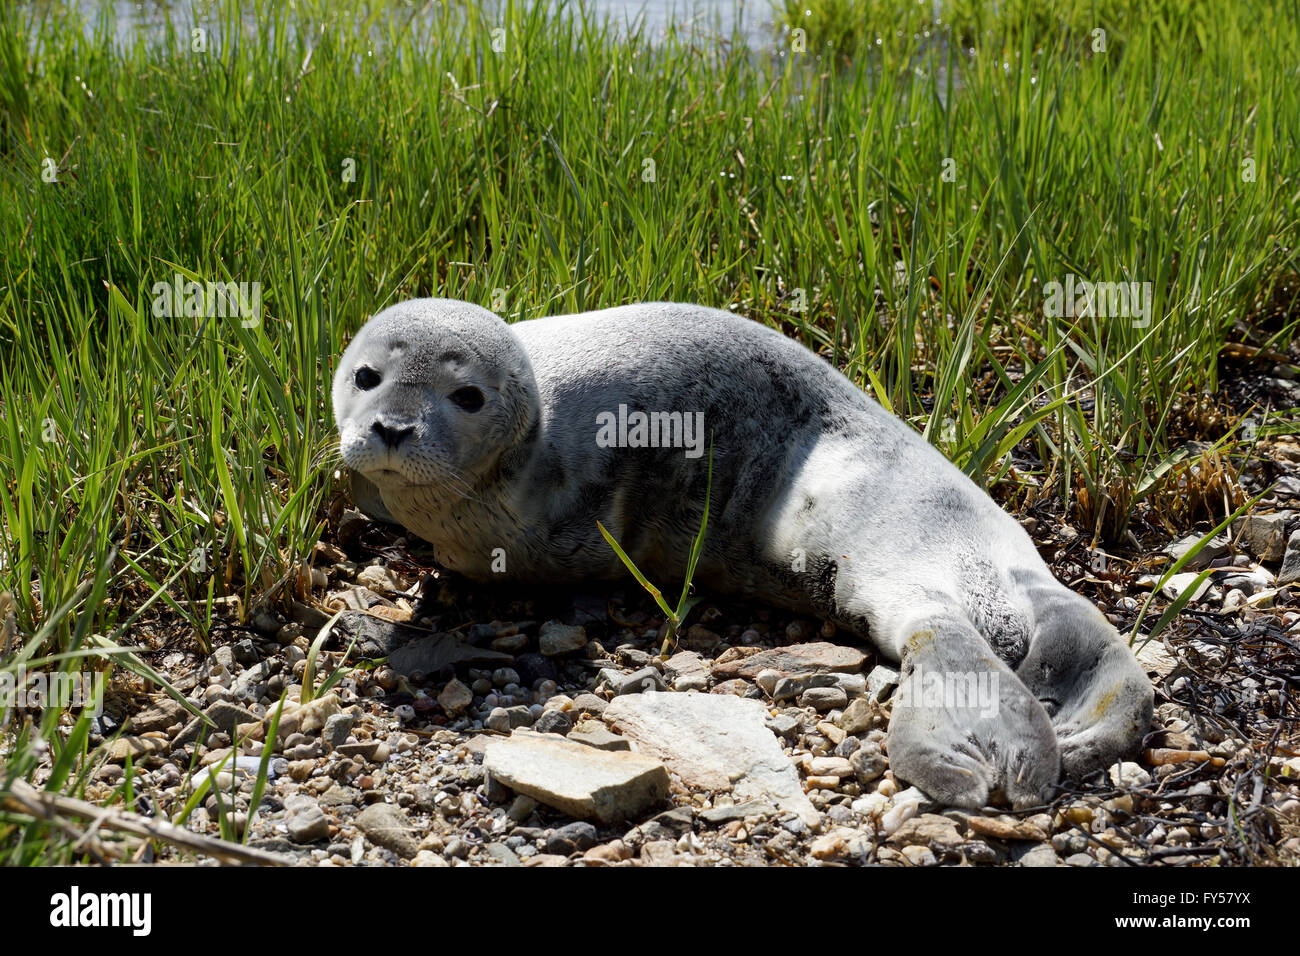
[333, 299, 1153, 808]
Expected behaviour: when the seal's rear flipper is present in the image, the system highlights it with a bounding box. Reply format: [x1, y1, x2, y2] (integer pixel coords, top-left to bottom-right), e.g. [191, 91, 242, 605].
[347, 469, 400, 525]
[886, 608, 1060, 809]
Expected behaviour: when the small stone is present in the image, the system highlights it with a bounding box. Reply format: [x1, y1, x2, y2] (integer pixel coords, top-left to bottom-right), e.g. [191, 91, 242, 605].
[571, 694, 608, 717]
[900, 844, 937, 866]
[710, 678, 752, 696]
[837, 697, 880, 734]
[356, 564, 402, 591]
[486, 706, 536, 733]
[507, 795, 538, 822]
[108, 736, 166, 763]
[534, 709, 573, 735]
[1108, 761, 1152, 789]
[765, 713, 801, 740]
[129, 699, 188, 735]
[1016, 844, 1061, 867]
[286, 803, 331, 844]
[614, 667, 668, 695]
[807, 756, 854, 777]
[355, 803, 419, 858]
[967, 815, 1049, 842]
[295, 694, 343, 735]
[437, 678, 474, 715]
[866, 664, 900, 701]
[483, 842, 522, 866]
[545, 821, 599, 856]
[888, 813, 963, 849]
[583, 840, 632, 864]
[491, 633, 530, 654]
[321, 713, 356, 750]
[849, 741, 886, 784]
[800, 686, 848, 711]
[539, 621, 588, 656]
[699, 800, 775, 825]
[336, 740, 387, 763]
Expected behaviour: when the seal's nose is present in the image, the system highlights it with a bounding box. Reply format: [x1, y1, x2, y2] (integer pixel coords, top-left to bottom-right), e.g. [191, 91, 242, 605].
[372, 421, 415, 448]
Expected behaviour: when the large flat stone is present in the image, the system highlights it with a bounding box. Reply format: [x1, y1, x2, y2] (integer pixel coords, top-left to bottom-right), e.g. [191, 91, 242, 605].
[710, 641, 867, 681]
[604, 692, 819, 826]
[483, 732, 670, 823]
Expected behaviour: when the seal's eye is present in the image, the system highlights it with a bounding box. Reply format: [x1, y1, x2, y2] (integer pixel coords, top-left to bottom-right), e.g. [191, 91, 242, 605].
[355, 366, 382, 390]
[450, 386, 485, 413]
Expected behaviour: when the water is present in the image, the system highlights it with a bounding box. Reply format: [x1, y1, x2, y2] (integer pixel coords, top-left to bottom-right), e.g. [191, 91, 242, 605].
[36, 0, 779, 49]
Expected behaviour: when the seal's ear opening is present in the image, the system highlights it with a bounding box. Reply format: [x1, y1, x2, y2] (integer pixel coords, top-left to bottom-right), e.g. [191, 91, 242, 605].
[348, 469, 400, 524]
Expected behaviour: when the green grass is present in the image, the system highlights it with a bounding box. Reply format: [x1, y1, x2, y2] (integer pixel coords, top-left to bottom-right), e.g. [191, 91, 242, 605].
[1, 0, 1298, 861]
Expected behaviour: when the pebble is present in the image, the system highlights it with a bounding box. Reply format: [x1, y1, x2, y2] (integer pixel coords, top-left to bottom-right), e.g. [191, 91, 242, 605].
[438, 678, 474, 715]
[866, 664, 900, 701]
[535, 709, 574, 735]
[538, 621, 588, 656]
[613, 667, 669, 695]
[836, 697, 879, 735]
[546, 821, 599, 855]
[355, 802, 419, 859]
[800, 686, 848, 711]
[1016, 844, 1061, 867]
[1108, 761, 1152, 789]
[286, 802, 331, 844]
[321, 713, 356, 750]
[849, 741, 887, 783]
[900, 845, 937, 866]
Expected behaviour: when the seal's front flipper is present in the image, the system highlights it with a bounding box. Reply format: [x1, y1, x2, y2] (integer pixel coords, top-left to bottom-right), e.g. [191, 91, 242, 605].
[1016, 592, 1153, 778]
[347, 469, 400, 525]
[886, 611, 1060, 809]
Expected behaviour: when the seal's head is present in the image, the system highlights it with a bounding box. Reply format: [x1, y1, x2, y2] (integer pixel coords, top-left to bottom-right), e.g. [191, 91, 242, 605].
[332, 299, 538, 492]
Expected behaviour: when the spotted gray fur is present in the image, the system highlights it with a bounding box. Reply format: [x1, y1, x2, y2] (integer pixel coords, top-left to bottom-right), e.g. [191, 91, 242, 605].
[333, 298, 1153, 808]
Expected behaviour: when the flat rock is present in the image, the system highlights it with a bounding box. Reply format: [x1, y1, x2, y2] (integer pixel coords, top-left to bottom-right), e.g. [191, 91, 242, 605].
[604, 692, 819, 826]
[387, 633, 512, 676]
[483, 732, 670, 823]
[355, 803, 419, 858]
[710, 641, 867, 681]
